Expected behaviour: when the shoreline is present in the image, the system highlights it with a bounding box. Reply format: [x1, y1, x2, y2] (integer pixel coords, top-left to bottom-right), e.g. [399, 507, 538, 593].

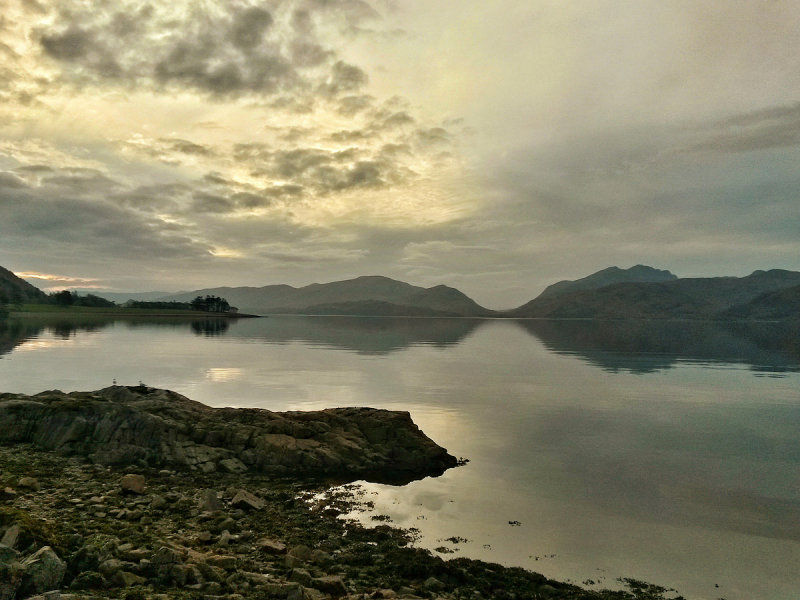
[0, 444, 682, 600]
[0, 386, 684, 600]
[6, 306, 261, 319]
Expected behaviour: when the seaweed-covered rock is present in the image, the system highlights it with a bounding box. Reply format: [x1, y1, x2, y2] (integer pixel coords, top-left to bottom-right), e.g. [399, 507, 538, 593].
[0, 386, 457, 484]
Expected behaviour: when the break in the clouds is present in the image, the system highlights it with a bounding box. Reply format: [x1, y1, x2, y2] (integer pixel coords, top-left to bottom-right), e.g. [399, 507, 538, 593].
[1, 1, 799, 307]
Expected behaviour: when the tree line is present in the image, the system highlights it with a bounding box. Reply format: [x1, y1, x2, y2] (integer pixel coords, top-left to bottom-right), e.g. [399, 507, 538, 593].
[189, 295, 236, 313]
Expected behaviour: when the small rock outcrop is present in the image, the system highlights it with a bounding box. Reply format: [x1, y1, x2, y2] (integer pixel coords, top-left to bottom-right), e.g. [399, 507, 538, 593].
[0, 385, 457, 484]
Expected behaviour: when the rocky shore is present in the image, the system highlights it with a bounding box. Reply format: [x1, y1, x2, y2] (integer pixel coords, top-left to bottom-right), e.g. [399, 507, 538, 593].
[0, 386, 457, 485]
[0, 388, 682, 600]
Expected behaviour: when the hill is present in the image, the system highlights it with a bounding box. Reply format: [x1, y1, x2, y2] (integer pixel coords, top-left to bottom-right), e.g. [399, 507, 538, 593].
[720, 284, 800, 320]
[0, 266, 47, 304]
[510, 268, 800, 320]
[160, 275, 493, 316]
[537, 265, 677, 299]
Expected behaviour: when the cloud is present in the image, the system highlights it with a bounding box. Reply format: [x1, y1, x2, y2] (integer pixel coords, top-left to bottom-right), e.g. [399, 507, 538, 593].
[121, 136, 218, 165]
[689, 102, 800, 154]
[34, 1, 371, 100]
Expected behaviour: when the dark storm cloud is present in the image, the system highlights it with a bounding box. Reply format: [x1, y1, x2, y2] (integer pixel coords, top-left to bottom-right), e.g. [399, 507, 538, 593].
[36, 1, 369, 99]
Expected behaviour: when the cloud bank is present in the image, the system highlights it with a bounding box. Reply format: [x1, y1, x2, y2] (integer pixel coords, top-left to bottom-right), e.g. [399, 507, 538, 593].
[1, 1, 799, 307]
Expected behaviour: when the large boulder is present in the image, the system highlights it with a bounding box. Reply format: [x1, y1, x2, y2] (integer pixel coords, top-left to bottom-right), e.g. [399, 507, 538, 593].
[0, 386, 457, 484]
[17, 546, 66, 597]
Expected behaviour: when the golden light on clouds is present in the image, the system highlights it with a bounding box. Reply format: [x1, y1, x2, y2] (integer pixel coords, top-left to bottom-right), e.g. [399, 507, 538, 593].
[1, 1, 799, 306]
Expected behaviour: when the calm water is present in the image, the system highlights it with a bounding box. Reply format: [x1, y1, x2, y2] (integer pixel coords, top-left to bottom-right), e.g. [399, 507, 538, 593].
[1, 315, 798, 599]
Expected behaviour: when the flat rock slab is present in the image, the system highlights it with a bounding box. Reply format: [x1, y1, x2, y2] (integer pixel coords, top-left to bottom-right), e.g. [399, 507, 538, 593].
[0, 385, 457, 484]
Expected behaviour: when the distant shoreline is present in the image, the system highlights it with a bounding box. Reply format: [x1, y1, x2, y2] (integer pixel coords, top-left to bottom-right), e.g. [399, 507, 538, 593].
[7, 305, 261, 319]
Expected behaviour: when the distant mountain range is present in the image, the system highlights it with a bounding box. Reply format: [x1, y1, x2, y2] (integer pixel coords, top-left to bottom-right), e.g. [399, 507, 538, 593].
[5, 264, 800, 320]
[510, 267, 800, 320]
[158, 275, 493, 317]
[537, 265, 678, 299]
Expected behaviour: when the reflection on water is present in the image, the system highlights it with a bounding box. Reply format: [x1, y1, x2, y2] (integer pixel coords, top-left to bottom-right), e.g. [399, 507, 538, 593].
[0, 316, 235, 358]
[191, 319, 230, 336]
[515, 318, 800, 374]
[0, 315, 798, 599]
[224, 316, 483, 354]
[4, 315, 799, 372]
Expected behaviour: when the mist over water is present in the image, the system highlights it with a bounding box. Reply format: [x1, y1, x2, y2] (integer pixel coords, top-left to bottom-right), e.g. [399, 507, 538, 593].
[1, 315, 798, 599]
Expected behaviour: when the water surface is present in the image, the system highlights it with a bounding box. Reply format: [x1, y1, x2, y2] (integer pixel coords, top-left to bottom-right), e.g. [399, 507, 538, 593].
[0, 315, 798, 599]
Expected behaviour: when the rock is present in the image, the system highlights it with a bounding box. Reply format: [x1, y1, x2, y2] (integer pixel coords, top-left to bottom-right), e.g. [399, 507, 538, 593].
[120, 474, 145, 494]
[0, 544, 18, 563]
[231, 489, 265, 511]
[150, 494, 167, 510]
[68, 534, 118, 575]
[288, 568, 314, 586]
[257, 538, 287, 554]
[98, 558, 128, 578]
[1, 525, 20, 548]
[422, 576, 445, 592]
[288, 545, 313, 561]
[218, 457, 247, 474]
[310, 549, 332, 566]
[150, 546, 186, 586]
[1, 487, 17, 501]
[537, 584, 558, 597]
[68, 571, 106, 590]
[18, 546, 66, 597]
[197, 531, 213, 544]
[199, 490, 223, 512]
[217, 530, 232, 546]
[112, 570, 146, 587]
[0, 386, 457, 484]
[312, 575, 348, 596]
[18, 476, 40, 491]
[205, 554, 237, 571]
[196, 562, 226, 583]
[150, 546, 182, 567]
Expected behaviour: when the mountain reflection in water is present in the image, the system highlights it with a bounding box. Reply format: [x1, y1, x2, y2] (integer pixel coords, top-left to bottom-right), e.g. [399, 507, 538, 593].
[2, 316, 799, 373]
[515, 318, 800, 374]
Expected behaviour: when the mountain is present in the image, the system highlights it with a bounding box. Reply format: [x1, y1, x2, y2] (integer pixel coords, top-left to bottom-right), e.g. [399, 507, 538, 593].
[160, 275, 493, 317]
[74, 290, 174, 304]
[720, 284, 800, 321]
[510, 268, 800, 320]
[0, 265, 47, 303]
[537, 265, 677, 299]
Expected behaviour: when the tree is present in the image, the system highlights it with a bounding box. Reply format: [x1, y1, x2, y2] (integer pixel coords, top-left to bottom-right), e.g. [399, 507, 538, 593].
[190, 295, 231, 313]
[52, 290, 75, 306]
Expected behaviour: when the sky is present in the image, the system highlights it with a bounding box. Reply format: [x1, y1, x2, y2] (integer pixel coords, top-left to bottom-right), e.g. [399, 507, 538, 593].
[1, 0, 799, 309]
